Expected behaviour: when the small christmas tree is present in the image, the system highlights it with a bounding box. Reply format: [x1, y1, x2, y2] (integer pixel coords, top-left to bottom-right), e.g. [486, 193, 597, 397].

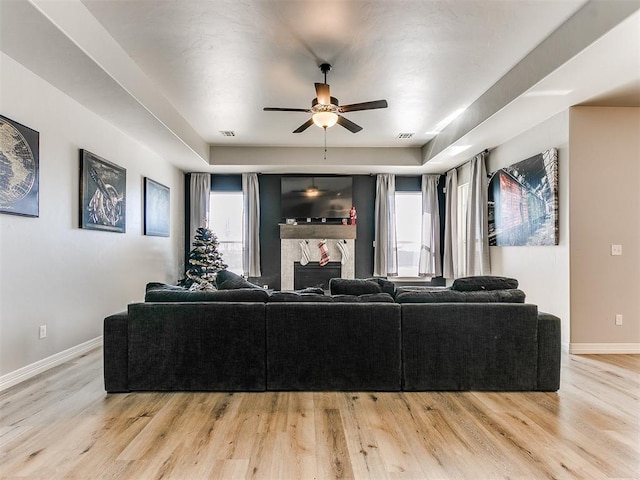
[179, 226, 228, 289]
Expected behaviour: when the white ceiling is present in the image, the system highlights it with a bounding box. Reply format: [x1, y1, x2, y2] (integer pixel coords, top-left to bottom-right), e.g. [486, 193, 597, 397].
[1, 0, 638, 173]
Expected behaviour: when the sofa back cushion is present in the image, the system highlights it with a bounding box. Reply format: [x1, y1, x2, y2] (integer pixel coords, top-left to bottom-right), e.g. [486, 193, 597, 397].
[331, 293, 395, 303]
[268, 291, 333, 302]
[451, 275, 518, 291]
[145, 283, 269, 302]
[329, 278, 382, 295]
[395, 289, 525, 303]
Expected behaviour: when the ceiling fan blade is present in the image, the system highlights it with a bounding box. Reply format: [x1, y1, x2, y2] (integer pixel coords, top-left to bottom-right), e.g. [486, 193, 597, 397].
[293, 118, 314, 133]
[339, 100, 388, 113]
[336, 115, 363, 133]
[264, 107, 311, 112]
[315, 83, 331, 105]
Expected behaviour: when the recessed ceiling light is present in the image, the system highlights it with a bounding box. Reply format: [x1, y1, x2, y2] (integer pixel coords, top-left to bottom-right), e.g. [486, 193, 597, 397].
[523, 89, 573, 97]
[448, 145, 472, 155]
[219, 130, 236, 137]
[425, 108, 466, 135]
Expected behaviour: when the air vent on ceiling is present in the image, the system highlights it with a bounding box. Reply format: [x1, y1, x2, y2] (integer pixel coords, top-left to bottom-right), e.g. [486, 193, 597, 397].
[219, 130, 236, 137]
[397, 132, 414, 139]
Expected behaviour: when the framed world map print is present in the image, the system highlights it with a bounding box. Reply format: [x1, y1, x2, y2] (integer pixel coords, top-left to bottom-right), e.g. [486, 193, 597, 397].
[0, 114, 39, 217]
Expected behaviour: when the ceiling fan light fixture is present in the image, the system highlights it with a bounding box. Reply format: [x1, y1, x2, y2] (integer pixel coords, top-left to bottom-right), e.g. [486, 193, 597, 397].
[312, 111, 338, 129]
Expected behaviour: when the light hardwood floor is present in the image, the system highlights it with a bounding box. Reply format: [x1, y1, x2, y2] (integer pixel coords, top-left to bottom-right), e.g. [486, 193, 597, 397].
[1, 349, 638, 479]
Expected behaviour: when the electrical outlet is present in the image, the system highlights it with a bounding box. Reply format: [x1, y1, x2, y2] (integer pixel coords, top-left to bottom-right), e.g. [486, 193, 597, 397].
[615, 314, 623, 326]
[263, 285, 269, 289]
[611, 244, 623, 256]
[39, 325, 47, 339]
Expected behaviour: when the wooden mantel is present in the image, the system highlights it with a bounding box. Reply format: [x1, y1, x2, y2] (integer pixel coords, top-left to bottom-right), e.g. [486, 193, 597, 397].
[279, 224, 357, 240]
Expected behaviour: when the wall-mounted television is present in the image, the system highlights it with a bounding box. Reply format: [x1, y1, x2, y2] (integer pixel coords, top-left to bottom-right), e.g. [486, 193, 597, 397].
[281, 176, 352, 219]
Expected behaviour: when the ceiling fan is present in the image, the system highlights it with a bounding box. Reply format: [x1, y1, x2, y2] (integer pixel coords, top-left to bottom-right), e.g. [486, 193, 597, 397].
[263, 63, 388, 134]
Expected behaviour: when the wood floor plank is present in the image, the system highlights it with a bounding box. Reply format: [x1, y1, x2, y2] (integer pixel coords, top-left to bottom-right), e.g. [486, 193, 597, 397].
[1, 349, 639, 479]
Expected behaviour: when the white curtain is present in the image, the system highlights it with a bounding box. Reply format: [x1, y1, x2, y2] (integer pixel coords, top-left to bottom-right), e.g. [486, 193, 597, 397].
[418, 174, 442, 277]
[373, 174, 398, 277]
[465, 151, 491, 275]
[242, 173, 261, 277]
[189, 173, 210, 247]
[442, 169, 458, 279]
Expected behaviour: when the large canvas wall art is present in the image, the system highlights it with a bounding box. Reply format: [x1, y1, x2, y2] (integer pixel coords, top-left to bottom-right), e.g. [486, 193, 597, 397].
[80, 149, 126, 233]
[488, 148, 558, 246]
[0, 114, 39, 217]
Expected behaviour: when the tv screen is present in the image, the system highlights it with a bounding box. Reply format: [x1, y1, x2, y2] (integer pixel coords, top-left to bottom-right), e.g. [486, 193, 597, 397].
[281, 176, 352, 219]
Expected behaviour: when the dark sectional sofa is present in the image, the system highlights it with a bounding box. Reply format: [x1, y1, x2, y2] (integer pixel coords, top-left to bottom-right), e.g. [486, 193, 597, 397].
[103, 274, 561, 393]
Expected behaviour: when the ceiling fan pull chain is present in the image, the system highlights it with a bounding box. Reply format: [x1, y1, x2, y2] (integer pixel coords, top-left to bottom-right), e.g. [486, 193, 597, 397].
[324, 127, 327, 161]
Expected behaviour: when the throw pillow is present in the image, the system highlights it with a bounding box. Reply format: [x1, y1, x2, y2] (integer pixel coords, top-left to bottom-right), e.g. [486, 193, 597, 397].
[215, 269, 263, 290]
[451, 276, 518, 291]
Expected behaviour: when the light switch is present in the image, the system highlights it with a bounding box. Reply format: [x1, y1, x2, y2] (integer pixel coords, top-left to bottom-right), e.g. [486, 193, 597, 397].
[611, 244, 623, 256]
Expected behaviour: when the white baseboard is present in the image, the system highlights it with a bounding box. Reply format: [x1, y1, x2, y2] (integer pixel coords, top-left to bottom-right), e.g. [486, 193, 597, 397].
[0, 336, 103, 392]
[569, 343, 640, 354]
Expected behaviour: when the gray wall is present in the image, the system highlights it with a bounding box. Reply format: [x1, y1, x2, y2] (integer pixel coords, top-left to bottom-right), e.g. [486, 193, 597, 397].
[0, 53, 185, 379]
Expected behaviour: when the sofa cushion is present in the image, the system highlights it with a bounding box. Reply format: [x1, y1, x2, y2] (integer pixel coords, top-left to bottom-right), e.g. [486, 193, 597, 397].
[451, 275, 518, 291]
[365, 277, 397, 297]
[268, 291, 333, 302]
[329, 278, 382, 296]
[395, 289, 526, 303]
[215, 269, 263, 290]
[145, 283, 269, 302]
[331, 293, 395, 303]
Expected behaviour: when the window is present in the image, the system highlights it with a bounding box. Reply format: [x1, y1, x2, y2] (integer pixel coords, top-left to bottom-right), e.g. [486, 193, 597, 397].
[457, 182, 469, 276]
[395, 191, 422, 278]
[209, 191, 243, 274]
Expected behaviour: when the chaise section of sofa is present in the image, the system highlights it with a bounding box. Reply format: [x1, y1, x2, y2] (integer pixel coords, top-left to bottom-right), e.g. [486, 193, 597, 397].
[266, 302, 402, 391]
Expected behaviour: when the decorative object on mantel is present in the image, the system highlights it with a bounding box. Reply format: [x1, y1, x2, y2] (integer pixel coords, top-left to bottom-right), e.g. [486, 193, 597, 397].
[299, 240, 311, 266]
[488, 147, 559, 246]
[318, 239, 330, 266]
[337, 240, 351, 265]
[350, 206, 357, 225]
[0, 114, 39, 217]
[179, 226, 228, 290]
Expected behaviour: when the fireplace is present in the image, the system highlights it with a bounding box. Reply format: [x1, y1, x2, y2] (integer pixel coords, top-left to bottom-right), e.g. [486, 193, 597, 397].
[280, 225, 356, 291]
[294, 262, 341, 291]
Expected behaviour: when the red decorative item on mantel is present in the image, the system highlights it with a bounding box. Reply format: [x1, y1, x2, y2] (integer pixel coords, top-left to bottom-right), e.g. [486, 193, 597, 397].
[349, 206, 357, 225]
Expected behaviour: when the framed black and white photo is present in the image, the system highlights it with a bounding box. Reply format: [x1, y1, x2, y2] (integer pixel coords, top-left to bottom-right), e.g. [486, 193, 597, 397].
[0, 114, 39, 217]
[80, 149, 126, 233]
[144, 177, 170, 237]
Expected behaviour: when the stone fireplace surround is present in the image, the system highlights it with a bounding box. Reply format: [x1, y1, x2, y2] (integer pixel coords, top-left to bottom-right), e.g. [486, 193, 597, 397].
[280, 224, 356, 291]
